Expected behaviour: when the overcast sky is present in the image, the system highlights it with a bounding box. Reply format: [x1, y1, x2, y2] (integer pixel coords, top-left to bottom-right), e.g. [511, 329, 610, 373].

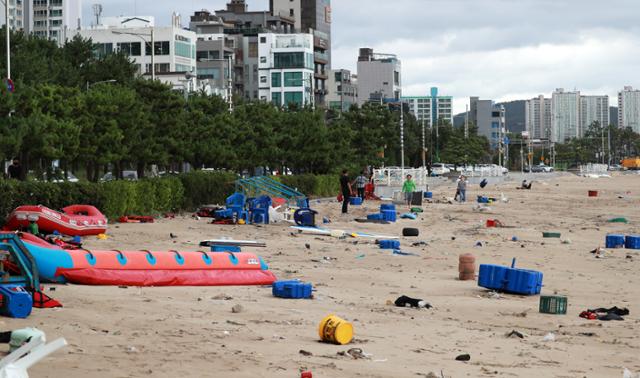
[84, 0, 640, 114]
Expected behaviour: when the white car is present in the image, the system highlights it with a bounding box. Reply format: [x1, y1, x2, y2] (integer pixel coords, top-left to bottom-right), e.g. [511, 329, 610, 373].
[431, 163, 451, 176]
[538, 164, 554, 173]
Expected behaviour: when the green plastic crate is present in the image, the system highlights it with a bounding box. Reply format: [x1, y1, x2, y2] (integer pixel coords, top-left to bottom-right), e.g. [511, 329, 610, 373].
[542, 232, 561, 238]
[539, 295, 567, 315]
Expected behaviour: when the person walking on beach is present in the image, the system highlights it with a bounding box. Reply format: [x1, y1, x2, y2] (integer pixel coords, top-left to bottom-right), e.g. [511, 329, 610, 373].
[457, 175, 467, 202]
[402, 174, 416, 208]
[340, 170, 352, 214]
[354, 170, 368, 201]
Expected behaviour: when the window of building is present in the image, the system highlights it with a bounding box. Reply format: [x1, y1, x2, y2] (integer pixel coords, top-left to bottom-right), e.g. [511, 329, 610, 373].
[491, 111, 500, 117]
[491, 122, 499, 129]
[34, 20, 45, 27]
[260, 56, 267, 63]
[196, 50, 220, 61]
[94, 43, 113, 58]
[117, 42, 141, 56]
[34, 9, 46, 17]
[145, 41, 170, 56]
[260, 76, 267, 84]
[248, 42, 258, 58]
[334, 71, 342, 82]
[253, 90, 258, 98]
[382, 82, 388, 85]
[260, 36, 266, 43]
[197, 68, 221, 80]
[33, 0, 46, 6]
[284, 91, 303, 106]
[274, 52, 310, 69]
[49, 9, 62, 17]
[394, 71, 400, 86]
[289, 8, 294, 17]
[175, 41, 192, 58]
[271, 72, 281, 87]
[272, 92, 282, 105]
[145, 63, 171, 74]
[50, 0, 62, 5]
[284, 72, 302, 87]
[176, 64, 192, 72]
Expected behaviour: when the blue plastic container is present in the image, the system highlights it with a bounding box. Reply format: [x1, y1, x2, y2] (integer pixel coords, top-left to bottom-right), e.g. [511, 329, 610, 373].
[478, 263, 543, 295]
[350, 197, 363, 205]
[367, 213, 384, 220]
[272, 280, 313, 299]
[294, 208, 318, 227]
[424, 192, 433, 199]
[381, 210, 397, 222]
[0, 285, 33, 319]
[625, 235, 640, 250]
[379, 240, 400, 249]
[477, 196, 489, 204]
[211, 245, 241, 253]
[606, 234, 626, 249]
[380, 203, 396, 212]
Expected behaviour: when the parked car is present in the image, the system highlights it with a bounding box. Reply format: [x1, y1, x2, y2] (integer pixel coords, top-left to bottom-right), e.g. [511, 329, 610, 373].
[538, 164, 554, 172]
[100, 170, 139, 182]
[608, 164, 624, 171]
[431, 163, 451, 176]
[41, 170, 80, 183]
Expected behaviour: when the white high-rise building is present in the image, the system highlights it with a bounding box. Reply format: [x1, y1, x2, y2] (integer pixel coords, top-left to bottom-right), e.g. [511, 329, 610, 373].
[26, 0, 82, 45]
[618, 86, 640, 133]
[258, 33, 315, 107]
[551, 88, 581, 142]
[0, 0, 26, 30]
[402, 87, 452, 127]
[525, 95, 552, 140]
[580, 95, 609, 130]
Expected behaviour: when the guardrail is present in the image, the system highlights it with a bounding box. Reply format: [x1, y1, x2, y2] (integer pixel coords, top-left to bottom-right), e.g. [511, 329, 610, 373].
[373, 167, 506, 186]
[579, 163, 608, 176]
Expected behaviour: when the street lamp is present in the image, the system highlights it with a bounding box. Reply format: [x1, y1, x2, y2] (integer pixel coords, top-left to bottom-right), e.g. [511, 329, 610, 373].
[112, 29, 155, 81]
[86, 79, 117, 91]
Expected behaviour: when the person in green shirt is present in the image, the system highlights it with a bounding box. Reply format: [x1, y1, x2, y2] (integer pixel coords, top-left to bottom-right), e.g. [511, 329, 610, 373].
[27, 220, 39, 236]
[402, 174, 416, 207]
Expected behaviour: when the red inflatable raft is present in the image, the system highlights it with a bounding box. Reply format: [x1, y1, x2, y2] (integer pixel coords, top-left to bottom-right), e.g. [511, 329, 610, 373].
[5, 205, 107, 236]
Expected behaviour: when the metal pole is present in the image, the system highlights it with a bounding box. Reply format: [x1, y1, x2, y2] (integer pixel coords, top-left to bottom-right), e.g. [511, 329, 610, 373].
[607, 125, 611, 166]
[5, 0, 10, 80]
[151, 28, 155, 81]
[400, 101, 405, 175]
[601, 123, 605, 164]
[421, 115, 425, 169]
[227, 54, 233, 112]
[464, 104, 469, 139]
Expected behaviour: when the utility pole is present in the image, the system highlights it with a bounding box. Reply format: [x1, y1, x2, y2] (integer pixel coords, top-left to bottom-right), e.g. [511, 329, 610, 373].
[464, 104, 469, 139]
[227, 54, 233, 112]
[400, 100, 405, 177]
[5, 0, 10, 80]
[421, 115, 426, 169]
[150, 28, 155, 81]
[601, 123, 605, 164]
[607, 125, 611, 166]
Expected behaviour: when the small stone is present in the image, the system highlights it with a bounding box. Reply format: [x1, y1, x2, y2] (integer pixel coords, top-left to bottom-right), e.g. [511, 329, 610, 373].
[231, 304, 244, 313]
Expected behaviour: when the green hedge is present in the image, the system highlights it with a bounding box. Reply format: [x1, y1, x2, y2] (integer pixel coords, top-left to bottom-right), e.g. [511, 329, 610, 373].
[0, 172, 337, 224]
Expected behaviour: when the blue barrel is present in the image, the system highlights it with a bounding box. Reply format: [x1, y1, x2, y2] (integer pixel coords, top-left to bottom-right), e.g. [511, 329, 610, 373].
[625, 235, 640, 249]
[424, 192, 433, 199]
[380, 203, 396, 212]
[381, 210, 397, 222]
[379, 240, 400, 249]
[605, 234, 626, 249]
[0, 285, 33, 319]
[367, 213, 383, 220]
[478, 264, 543, 296]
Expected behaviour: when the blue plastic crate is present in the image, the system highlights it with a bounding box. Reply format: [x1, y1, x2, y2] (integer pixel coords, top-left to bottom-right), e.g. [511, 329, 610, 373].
[424, 192, 433, 199]
[625, 235, 640, 250]
[380, 203, 396, 212]
[379, 240, 400, 249]
[211, 245, 241, 252]
[0, 285, 33, 319]
[367, 213, 384, 220]
[477, 196, 489, 204]
[606, 234, 626, 249]
[381, 210, 397, 222]
[478, 264, 543, 295]
[272, 280, 313, 299]
[350, 197, 363, 205]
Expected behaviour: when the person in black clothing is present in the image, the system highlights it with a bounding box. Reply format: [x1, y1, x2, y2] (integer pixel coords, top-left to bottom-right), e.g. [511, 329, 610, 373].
[340, 170, 352, 214]
[6, 158, 24, 181]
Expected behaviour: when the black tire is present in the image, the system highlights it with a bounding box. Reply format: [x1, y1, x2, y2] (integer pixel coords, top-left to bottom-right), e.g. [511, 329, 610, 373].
[402, 227, 419, 237]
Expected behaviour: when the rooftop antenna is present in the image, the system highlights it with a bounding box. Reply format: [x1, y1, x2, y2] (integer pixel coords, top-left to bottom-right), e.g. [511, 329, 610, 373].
[92, 4, 102, 26]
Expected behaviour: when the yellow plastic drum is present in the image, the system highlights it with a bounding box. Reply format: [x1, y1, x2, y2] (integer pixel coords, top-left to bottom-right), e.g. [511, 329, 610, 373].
[318, 314, 353, 345]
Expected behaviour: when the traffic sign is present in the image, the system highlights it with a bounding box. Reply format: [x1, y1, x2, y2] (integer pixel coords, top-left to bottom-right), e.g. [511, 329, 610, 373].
[5, 78, 14, 93]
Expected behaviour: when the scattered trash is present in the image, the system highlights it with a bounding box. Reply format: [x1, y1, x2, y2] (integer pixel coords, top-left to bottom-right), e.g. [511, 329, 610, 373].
[608, 217, 628, 223]
[539, 295, 567, 315]
[355, 254, 366, 259]
[392, 249, 418, 256]
[170, 233, 177, 239]
[623, 368, 640, 378]
[299, 349, 313, 356]
[506, 330, 524, 338]
[126, 346, 138, 353]
[339, 348, 371, 360]
[580, 306, 629, 321]
[301, 371, 313, 378]
[474, 241, 484, 247]
[319, 314, 353, 345]
[323, 216, 331, 224]
[542, 232, 561, 238]
[231, 304, 244, 313]
[455, 354, 471, 361]
[394, 295, 431, 309]
[478, 259, 543, 295]
[305, 243, 311, 250]
[561, 238, 571, 245]
[272, 280, 313, 299]
[97, 233, 108, 240]
[212, 294, 233, 300]
[402, 228, 419, 237]
[458, 253, 476, 281]
[379, 240, 401, 249]
[511, 236, 519, 242]
[542, 332, 555, 342]
[412, 241, 428, 247]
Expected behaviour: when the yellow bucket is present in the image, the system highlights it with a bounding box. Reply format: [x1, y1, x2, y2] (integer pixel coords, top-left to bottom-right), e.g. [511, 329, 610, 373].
[318, 314, 353, 345]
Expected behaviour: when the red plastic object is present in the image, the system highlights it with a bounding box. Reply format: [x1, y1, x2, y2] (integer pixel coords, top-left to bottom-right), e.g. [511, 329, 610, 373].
[271, 197, 286, 208]
[118, 215, 154, 223]
[486, 219, 497, 228]
[301, 372, 312, 378]
[588, 190, 598, 197]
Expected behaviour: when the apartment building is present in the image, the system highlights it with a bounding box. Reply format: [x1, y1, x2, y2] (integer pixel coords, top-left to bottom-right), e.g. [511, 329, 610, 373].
[470, 96, 505, 148]
[356, 48, 401, 106]
[618, 86, 640, 133]
[525, 95, 552, 140]
[402, 87, 452, 127]
[326, 69, 357, 111]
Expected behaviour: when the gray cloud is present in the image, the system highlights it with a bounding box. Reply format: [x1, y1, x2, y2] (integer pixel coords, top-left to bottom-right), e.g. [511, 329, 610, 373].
[85, 0, 640, 113]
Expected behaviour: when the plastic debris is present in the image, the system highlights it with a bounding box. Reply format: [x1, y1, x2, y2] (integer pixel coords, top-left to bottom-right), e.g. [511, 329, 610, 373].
[543, 332, 555, 342]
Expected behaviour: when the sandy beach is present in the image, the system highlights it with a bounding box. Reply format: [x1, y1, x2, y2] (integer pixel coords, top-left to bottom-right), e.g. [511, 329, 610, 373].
[5, 172, 640, 378]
